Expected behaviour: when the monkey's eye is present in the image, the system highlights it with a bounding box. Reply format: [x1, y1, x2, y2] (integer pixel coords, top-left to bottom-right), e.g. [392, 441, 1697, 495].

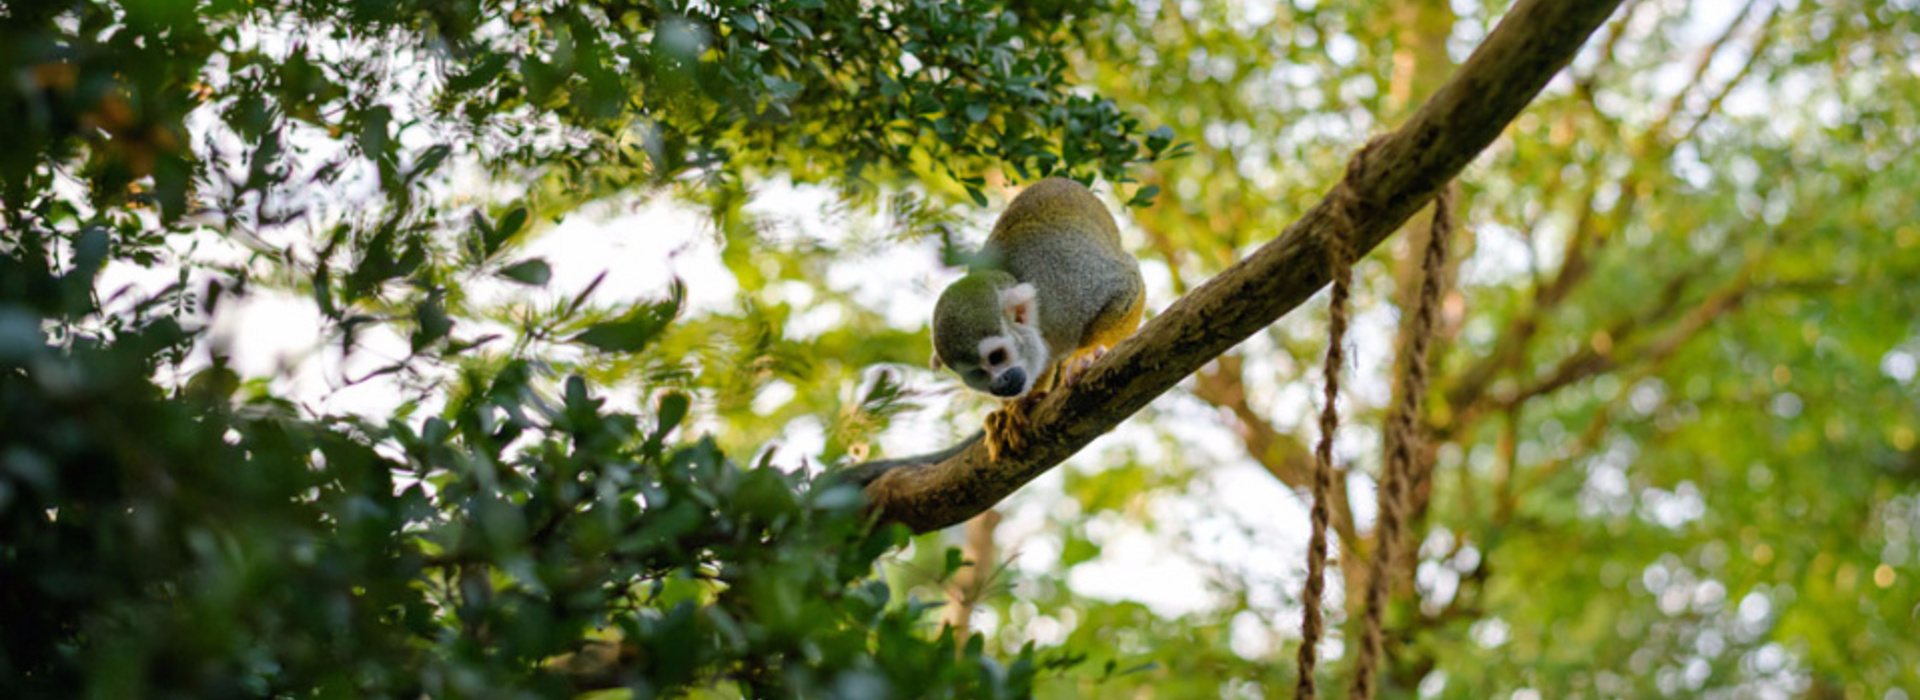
[987, 348, 1008, 366]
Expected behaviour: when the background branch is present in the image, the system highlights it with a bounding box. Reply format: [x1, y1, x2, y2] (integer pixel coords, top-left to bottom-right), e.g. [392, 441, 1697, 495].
[1192, 354, 1362, 552]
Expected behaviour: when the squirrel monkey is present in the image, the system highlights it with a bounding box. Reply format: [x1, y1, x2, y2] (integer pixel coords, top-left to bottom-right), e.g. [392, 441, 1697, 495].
[930, 178, 1146, 459]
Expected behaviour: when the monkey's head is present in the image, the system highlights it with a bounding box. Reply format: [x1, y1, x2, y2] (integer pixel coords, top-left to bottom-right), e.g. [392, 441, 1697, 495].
[930, 270, 1050, 399]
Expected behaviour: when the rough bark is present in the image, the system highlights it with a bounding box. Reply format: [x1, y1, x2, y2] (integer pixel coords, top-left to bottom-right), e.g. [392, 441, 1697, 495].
[845, 0, 1628, 534]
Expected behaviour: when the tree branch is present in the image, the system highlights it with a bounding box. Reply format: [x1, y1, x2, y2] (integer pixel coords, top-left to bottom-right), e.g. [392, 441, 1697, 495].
[847, 0, 1629, 534]
[1493, 265, 1752, 413]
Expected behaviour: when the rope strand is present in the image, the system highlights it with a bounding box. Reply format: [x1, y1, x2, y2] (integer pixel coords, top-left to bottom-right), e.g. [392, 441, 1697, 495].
[1293, 160, 1363, 700]
[1351, 182, 1456, 700]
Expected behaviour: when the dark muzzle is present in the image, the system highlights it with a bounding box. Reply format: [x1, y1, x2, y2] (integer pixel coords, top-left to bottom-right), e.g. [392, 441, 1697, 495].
[989, 367, 1028, 397]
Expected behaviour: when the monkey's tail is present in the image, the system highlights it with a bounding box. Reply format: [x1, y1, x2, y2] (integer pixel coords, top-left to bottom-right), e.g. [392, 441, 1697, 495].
[832, 430, 985, 489]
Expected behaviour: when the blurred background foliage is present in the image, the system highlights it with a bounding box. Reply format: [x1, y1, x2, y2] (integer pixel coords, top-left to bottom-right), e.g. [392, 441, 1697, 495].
[2, 0, 1155, 697]
[3, 0, 1918, 699]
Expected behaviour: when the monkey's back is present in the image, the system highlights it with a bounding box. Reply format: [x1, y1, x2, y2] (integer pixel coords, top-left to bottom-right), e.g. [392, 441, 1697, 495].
[982, 179, 1145, 364]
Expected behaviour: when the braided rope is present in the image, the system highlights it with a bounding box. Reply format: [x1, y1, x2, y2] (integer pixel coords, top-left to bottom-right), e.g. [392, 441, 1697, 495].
[1293, 161, 1364, 700]
[1351, 182, 1456, 700]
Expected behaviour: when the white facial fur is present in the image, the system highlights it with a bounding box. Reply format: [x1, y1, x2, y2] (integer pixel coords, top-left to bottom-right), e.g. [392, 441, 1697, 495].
[999, 283, 1037, 324]
[989, 283, 1049, 397]
[932, 282, 1050, 397]
[977, 336, 1016, 372]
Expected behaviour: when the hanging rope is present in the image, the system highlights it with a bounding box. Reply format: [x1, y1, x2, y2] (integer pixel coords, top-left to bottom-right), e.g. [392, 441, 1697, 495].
[1350, 182, 1456, 700]
[1292, 151, 1369, 700]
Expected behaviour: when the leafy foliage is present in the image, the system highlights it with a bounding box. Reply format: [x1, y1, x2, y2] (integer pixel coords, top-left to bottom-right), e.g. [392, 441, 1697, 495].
[0, 0, 1169, 697]
[0, 319, 1061, 697]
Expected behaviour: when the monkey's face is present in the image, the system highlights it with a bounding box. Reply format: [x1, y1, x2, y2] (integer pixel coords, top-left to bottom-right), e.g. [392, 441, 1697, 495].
[932, 274, 1052, 399]
[962, 316, 1049, 398]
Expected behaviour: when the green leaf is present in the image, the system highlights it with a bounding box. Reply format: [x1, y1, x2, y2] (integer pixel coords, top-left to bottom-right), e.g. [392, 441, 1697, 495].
[409, 144, 451, 179]
[654, 391, 689, 443]
[1126, 184, 1161, 208]
[1059, 534, 1100, 567]
[565, 271, 607, 317]
[574, 314, 667, 353]
[411, 296, 451, 351]
[1144, 124, 1175, 154]
[572, 282, 684, 353]
[488, 207, 528, 256]
[497, 258, 551, 286]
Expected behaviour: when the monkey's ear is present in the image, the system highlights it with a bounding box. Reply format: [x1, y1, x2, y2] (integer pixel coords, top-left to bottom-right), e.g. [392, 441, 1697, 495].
[929, 350, 944, 370]
[1000, 283, 1038, 328]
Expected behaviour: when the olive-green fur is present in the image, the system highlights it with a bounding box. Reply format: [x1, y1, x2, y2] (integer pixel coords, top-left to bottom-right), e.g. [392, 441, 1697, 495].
[979, 178, 1144, 363]
[932, 178, 1146, 392]
[931, 270, 1019, 367]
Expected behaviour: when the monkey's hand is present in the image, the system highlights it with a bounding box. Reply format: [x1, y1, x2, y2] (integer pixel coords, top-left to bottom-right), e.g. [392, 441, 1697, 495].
[984, 390, 1047, 462]
[1059, 346, 1111, 389]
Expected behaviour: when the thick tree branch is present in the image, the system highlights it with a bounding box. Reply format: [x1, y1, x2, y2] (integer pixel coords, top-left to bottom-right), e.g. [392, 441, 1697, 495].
[847, 0, 1628, 534]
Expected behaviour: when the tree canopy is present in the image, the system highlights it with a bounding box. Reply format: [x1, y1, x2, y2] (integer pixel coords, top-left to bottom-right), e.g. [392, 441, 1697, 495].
[4, 0, 1918, 699]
